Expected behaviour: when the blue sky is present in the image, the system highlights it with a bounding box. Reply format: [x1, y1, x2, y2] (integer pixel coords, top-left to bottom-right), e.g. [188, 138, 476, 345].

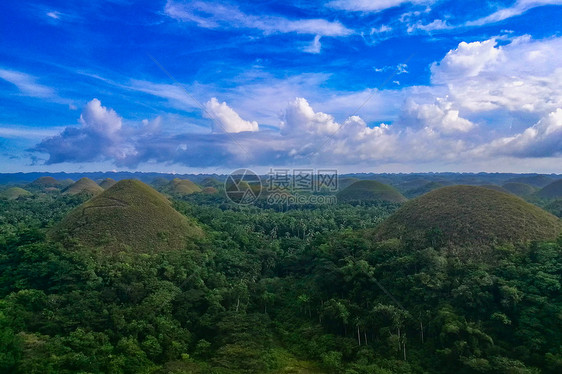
[1, 0, 562, 173]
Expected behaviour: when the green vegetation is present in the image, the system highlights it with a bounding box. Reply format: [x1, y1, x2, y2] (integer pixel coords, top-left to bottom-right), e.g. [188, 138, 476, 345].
[502, 182, 537, 196]
[404, 181, 448, 198]
[99, 178, 117, 189]
[337, 180, 407, 203]
[62, 177, 104, 196]
[1, 175, 562, 373]
[536, 179, 562, 199]
[51, 179, 203, 253]
[163, 178, 203, 195]
[376, 185, 562, 248]
[480, 184, 511, 194]
[0, 187, 32, 200]
[506, 174, 554, 188]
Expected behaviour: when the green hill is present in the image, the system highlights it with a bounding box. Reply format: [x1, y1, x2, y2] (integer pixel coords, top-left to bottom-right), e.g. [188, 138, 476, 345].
[502, 182, 537, 196]
[200, 177, 222, 188]
[535, 179, 562, 199]
[545, 199, 562, 218]
[59, 179, 75, 187]
[151, 177, 171, 189]
[506, 175, 554, 188]
[405, 181, 448, 198]
[480, 184, 511, 194]
[163, 178, 202, 195]
[99, 178, 117, 189]
[27, 176, 61, 190]
[0, 187, 32, 200]
[63, 177, 104, 196]
[376, 185, 562, 247]
[338, 177, 360, 190]
[337, 180, 407, 203]
[51, 179, 203, 252]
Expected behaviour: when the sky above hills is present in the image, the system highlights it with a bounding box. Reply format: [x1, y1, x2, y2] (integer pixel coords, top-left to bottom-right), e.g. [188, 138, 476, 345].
[1, 0, 562, 173]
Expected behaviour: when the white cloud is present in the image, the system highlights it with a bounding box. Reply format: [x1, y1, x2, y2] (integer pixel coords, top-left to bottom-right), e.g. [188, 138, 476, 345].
[303, 35, 322, 54]
[477, 108, 562, 157]
[466, 0, 562, 26]
[327, 0, 431, 12]
[402, 98, 476, 134]
[281, 98, 340, 136]
[164, 0, 352, 36]
[430, 36, 562, 114]
[46, 11, 61, 19]
[375, 63, 408, 74]
[205, 98, 259, 133]
[407, 19, 452, 33]
[0, 68, 55, 98]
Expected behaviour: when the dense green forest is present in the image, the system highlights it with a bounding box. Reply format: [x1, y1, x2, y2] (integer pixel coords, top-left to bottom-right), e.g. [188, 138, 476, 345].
[1, 184, 562, 374]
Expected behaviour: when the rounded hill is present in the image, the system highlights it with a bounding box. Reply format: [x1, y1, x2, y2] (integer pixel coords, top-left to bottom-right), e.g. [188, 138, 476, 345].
[28, 176, 60, 189]
[0, 187, 32, 200]
[99, 178, 117, 189]
[337, 180, 407, 203]
[51, 179, 203, 253]
[163, 178, 202, 195]
[376, 185, 562, 247]
[63, 178, 104, 196]
[502, 182, 537, 196]
[535, 179, 562, 199]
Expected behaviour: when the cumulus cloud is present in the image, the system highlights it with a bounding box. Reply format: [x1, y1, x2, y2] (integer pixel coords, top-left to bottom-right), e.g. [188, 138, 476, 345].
[164, 0, 352, 36]
[477, 108, 562, 157]
[205, 98, 259, 133]
[33, 99, 135, 164]
[402, 98, 476, 134]
[31, 36, 562, 170]
[430, 36, 562, 115]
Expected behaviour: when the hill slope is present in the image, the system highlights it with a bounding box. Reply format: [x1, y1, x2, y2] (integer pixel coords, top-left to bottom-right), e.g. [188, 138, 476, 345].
[99, 178, 117, 189]
[51, 179, 203, 252]
[63, 178, 104, 196]
[502, 182, 537, 196]
[0, 187, 32, 200]
[506, 175, 554, 188]
[163, 178, 202, 195]
[337, 180, 407, 203]
[536, 179, 562, 199]
[376, 185, 562, 247]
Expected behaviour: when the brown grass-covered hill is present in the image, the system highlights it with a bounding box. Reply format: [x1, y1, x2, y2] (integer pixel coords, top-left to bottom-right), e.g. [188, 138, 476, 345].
[163, 178, 202, 195]
[99, 178, 117, 189]
[535, 179, 562, 199]
[202, 187, 218, 194]
[480, 185, 512, 194]
[0, 187, 32, 200]
[50, 179, 203, 253]
[63, 178, 104, 196]
[27, 176, 61, 191]
[337, 180, 407, 203]
[502, 182, 537, 197]
[376, 185, 562, 247]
